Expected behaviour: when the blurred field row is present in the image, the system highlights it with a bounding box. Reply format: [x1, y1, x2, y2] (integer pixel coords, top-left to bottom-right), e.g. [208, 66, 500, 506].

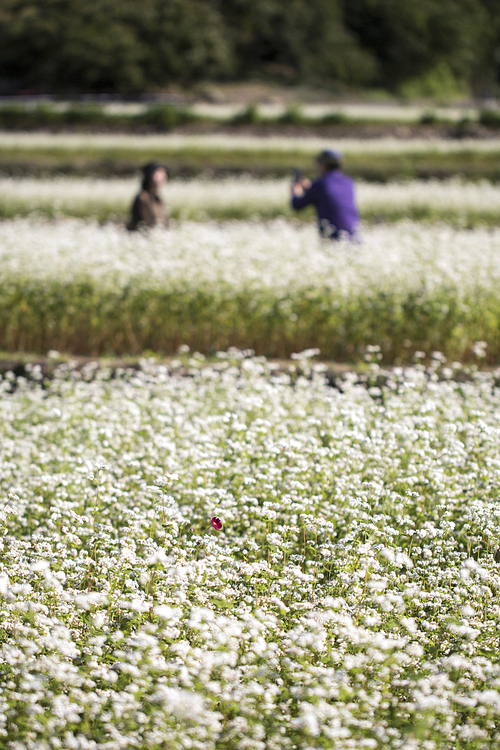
[1, 176, 500, 227]
[5, 132, 500, 151]
[1, 218, 499, 363]
[1, 101, 499, 135]
[0, 98, 492, 122]
[2, 133, 500, 179]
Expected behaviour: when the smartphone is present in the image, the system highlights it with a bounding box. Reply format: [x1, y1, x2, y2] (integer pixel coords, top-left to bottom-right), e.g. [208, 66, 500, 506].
[292, 168, 302, 183]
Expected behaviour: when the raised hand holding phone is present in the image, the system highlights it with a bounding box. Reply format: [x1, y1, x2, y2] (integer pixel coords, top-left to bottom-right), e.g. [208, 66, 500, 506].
[292, 170, 311, 196]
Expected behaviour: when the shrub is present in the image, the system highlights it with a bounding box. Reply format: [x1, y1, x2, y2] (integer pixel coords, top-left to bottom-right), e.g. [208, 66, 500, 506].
[139, 104, 195, 131]
[231, 103, 262, 126]
[479, 109, 500, 127]
[419, 111, 439, 126]
[64, 104, 107, 125]
[320, 111, 347, 125]
[278, 105, 307, 125]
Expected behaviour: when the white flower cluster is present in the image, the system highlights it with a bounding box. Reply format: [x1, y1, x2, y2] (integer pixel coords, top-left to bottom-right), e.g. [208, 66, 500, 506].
[1, 359, 500, 748]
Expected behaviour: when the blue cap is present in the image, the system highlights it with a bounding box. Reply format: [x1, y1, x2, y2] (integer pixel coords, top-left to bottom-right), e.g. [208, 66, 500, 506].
[317, 149, 343, 163]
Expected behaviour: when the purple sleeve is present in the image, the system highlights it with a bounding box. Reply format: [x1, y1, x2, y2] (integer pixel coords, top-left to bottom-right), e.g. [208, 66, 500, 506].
[291, 182, 318, 211]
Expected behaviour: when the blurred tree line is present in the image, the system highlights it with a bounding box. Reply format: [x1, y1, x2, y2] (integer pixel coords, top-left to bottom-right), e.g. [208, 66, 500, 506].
[0, 0, 499, 95]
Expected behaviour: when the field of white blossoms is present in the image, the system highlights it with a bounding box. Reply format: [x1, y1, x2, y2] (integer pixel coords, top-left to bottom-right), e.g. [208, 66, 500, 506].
[3, 134, 500, 749]
[2, 132, 500, 154]
[1, 217, 500, 361]
[2, 353, 500, 749]
[1, 176, 500, 225]
[3, 132, 500, 183]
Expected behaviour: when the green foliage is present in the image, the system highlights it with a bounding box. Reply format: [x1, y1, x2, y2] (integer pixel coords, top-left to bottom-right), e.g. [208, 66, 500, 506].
[0, 105, 61, 128]
[343, 0, 491, 91]
[479, 108, 500, 127]
[419, 111, 439, 126]
[399, 62, 468, 99]
[3, 137, 500, 181]
[139, 0, 233, 85]
[0, 0, 498, 93]
[320, 111, 347, 125]
[138, 104, 195, 131]
[0, 106, 37, 128]
[278, 105, 307, 125]
[218, 0, 377, 85]
[64, 104, 107, 125]
[230, 104, 262, 125]
[2, 266, 500, 362]
[0, 0, 232, 92]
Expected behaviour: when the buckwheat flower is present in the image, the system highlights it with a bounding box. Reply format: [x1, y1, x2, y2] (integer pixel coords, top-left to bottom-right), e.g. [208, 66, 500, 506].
[211, 517, 222, 530]
[472, 341, 487, 358]
[153, 473, 179, 487]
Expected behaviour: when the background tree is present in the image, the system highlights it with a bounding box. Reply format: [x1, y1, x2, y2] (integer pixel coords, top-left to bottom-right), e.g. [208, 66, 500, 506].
[217, 0, 377, 84]
[0, 0, 498, 95]
[0, 0, 232, 92]
[342, 0, 489, 91]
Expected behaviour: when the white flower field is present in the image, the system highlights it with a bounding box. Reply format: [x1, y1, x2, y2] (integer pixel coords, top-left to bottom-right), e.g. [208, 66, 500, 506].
[2, 132, 500, 154]
[2, 139, 500, 748]
[1, 217, 499, 360]
[1, 176, 500, 224]
[2, 356, 500, 749]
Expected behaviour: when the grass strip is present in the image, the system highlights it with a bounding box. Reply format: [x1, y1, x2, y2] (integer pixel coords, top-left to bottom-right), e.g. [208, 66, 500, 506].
[1, 101, 498, 130]
[2, 143, 500, 180]
[1, 202, 500, 229]
[1, 280, 499, 364]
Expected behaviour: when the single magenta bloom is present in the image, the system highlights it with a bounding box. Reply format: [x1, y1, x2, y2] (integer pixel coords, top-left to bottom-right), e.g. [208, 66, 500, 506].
[211, 516, 222, 530]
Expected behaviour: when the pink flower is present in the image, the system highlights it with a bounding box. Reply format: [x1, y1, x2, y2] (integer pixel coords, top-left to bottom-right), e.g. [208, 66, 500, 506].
[211, 516, 222, 530]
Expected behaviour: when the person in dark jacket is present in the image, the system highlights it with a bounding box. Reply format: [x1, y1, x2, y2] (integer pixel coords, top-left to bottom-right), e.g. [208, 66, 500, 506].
[127, 161, 169, 231]
[291, 150, 359, 240]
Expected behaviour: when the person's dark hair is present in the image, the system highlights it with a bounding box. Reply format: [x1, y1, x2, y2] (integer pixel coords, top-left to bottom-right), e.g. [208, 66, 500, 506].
[317, 149, 342, 171]
[141, 161, 164, 190]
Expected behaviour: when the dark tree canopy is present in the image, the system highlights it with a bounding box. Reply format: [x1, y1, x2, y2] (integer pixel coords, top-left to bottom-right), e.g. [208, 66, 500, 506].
[343, 0, 489, 87]
[0, 0, 498, 94]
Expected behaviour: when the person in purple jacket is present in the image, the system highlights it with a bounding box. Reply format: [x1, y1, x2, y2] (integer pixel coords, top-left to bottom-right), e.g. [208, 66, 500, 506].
[291, 149, 360, 240]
